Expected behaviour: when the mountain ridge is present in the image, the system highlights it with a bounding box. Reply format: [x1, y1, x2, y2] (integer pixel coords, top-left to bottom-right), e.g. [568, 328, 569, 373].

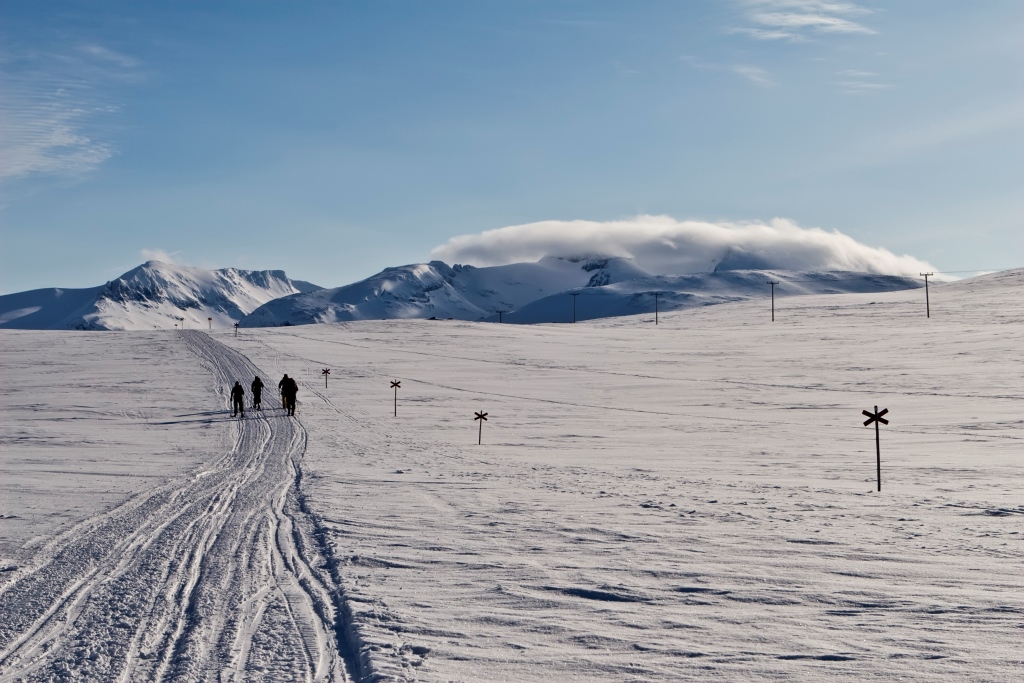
[0, 261, 321, 330]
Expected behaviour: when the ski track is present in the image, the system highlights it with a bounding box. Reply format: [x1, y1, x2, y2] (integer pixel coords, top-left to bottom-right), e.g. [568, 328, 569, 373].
[0, 331, 352, 683]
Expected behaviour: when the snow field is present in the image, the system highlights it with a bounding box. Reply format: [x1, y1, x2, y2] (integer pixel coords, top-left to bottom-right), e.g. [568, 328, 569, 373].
[0, 270, 1019, 681]
[221, 270, 1022, 681]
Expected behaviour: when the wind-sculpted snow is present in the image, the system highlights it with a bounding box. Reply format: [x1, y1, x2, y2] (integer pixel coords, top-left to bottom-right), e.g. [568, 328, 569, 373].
[0, 331, 350, 682]
[224, 268, 1022, 681]
[0, 261, 320, 331]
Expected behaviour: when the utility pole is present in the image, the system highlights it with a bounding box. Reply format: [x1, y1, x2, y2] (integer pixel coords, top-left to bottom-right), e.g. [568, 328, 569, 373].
[920, 272, 933, 318]
[767, 281, 779, 322]
[570, 292, 580, 323]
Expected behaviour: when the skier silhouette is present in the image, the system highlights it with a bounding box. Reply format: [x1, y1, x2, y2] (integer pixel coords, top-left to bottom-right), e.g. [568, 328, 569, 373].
[230, 381, 245, 417]
[278, 374, 298, 416]
[251, 376, 264, 410]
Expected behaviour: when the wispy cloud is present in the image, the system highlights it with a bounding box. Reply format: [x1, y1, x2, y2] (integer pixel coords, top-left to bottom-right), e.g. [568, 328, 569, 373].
[682, 56, 775, 87]
[836, 69, 893, 94]
[0, 43, 141, 183]
[140, 248, 182, 264]
[732, 65, 775, 87]
[732, 0, 875, 42]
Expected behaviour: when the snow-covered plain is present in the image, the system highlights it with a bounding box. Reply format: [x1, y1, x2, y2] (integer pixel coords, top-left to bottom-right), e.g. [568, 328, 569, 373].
[1, 270, 1020, 681]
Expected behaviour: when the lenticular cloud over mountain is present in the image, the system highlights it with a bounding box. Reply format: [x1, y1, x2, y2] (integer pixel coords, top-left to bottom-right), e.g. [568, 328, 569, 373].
[431, 216, 935, 275]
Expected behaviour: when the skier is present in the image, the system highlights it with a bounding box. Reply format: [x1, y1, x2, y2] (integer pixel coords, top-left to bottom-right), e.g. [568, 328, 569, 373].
[230, 381, 245, 417]
[279, 374, 299, 416]
[251, 375, 264, 410]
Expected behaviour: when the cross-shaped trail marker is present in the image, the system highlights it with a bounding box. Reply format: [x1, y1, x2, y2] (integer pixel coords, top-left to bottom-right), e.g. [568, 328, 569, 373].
[475, 410, 488, 445]
[862, 406, 890, 491]
[321, 368, 330, 389]
[391, 380, 401, 417]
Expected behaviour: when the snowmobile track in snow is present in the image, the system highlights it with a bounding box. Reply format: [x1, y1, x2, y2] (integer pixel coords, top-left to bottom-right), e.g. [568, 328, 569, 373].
[0, 331, 355, 683]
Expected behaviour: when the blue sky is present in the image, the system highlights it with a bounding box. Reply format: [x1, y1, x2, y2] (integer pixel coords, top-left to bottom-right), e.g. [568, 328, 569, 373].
[1, 0, 1022, 292]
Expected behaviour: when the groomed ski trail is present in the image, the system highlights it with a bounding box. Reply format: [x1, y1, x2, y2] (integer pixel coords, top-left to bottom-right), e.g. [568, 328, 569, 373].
[0, 331, 353, 683]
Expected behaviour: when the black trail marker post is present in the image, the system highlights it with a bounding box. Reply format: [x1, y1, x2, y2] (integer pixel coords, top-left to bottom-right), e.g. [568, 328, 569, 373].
[862, 405, 889, 492]
[234, 322, 239, 337]
[498, 311, 505, 323]
[768, 281, 779, 321]
[653, 292, 660, 325]
[920, 272, 933, 318]
[208, 317, 212, 330]
[322, 368, 330, 389]
[391, 380, 401, 417]
[475, 410, 488, 445]
[570, 292, 580, 323]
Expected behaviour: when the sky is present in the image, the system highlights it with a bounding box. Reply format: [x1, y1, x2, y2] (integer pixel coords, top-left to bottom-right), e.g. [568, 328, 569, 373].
[1, 0, 1022, 293]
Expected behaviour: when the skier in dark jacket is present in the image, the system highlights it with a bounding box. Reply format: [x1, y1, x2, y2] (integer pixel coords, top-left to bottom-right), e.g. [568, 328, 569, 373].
[251, 376, 264, 410]
[230, 381, 245, 417]
[278, 374, 299, 416]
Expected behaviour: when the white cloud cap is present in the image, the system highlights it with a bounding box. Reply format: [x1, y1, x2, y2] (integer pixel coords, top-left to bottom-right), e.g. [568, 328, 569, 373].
[431, 216, 936, 276]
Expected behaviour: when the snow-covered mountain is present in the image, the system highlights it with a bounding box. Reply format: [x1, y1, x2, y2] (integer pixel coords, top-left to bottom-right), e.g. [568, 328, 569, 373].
[240, 256, 922, 327]
[0, 261, 321, 330]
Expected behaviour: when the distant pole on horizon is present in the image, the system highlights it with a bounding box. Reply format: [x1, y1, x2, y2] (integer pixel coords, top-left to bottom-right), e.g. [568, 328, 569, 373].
[208, 317, 212, 330]
[234, 322, 239, 337]
[498, 311, 504, 323]
[570, 293, 580, 323]
[920, 272, 933, 318]
[653, 293, 660, 325]
[768, 281, 779, 322]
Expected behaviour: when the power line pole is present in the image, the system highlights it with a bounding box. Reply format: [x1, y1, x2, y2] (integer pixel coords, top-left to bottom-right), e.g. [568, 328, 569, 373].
[767, 281, 779, 322]
[920, 272, 933, 318]
[570, 292, 580, 323]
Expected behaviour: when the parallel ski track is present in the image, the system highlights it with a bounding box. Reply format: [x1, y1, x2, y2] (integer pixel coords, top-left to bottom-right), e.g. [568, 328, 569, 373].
[0, 331, 355, 683]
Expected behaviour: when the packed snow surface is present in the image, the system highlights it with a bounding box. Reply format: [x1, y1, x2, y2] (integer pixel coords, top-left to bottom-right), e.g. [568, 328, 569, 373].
[0, 269, 1020, 681]
[240, 256, 922, 326]
[0, 260, 320, 330]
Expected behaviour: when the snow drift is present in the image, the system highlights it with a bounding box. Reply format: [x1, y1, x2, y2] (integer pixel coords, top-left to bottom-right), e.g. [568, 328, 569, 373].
[431, 216, 937, 276]
[0, 261, 320, 330]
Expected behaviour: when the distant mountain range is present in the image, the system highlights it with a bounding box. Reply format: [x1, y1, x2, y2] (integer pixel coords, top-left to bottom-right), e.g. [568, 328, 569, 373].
[0, 261, 320, 330]
[239, 256, 922, 327]
[0, 256, 924, 331]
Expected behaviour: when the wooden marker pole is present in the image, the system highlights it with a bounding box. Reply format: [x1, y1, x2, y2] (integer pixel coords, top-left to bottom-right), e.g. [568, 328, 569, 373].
[234, 322, 239, 337]
[654, 292, 659, 325]
[570, 293, 579, 323]
[475, 410, 488, 444]
[862, 406, 890, 491]
[322, 368, 330, 389]
[391, 380, 401, 416]
[208, 317, 212, 330]
[768, 281, 779, 322]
